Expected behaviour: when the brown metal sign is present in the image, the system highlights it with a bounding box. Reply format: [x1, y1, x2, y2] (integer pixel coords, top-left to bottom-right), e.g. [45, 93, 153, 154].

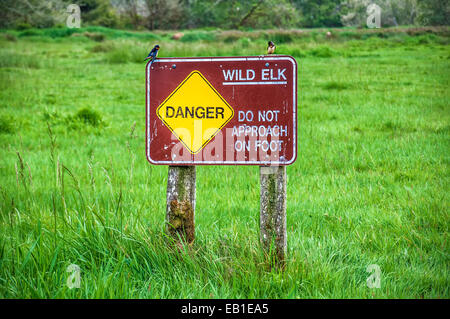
[146, 56, 297, 165]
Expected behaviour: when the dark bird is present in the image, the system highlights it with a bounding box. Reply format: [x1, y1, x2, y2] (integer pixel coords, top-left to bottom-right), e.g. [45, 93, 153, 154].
[267, 41, 276, 54]
[144, 44, 160, 66]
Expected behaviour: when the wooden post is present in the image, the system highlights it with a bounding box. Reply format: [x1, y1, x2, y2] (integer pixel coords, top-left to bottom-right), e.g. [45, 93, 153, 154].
[259, 166, 287, 267]
[166, 166, 196, 244]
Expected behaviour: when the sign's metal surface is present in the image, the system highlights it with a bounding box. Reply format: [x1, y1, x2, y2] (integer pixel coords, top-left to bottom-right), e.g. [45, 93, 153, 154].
[146, 56, 297, 165]
[156, 70, 234, 154]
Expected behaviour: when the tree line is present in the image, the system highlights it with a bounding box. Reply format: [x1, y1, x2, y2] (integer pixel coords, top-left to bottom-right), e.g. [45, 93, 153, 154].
[0, 0, 448, 30]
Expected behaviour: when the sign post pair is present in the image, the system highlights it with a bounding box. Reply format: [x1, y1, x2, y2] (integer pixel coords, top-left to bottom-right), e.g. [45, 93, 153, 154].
[146, 56, 297, 265]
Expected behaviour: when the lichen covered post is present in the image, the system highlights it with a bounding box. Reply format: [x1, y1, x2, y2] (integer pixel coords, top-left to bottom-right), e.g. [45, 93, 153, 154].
[166, 166, 196, 244]
[260, 166, 287, 267]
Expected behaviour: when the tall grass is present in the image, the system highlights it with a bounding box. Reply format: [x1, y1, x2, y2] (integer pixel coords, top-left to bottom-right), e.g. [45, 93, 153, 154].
[0, 27, 448, 298]
[0, 51, 43, 68]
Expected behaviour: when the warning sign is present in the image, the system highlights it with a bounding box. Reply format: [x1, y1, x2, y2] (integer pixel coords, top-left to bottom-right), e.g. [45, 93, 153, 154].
[156, 71, 234, 154]
[146, 56, 297, 166]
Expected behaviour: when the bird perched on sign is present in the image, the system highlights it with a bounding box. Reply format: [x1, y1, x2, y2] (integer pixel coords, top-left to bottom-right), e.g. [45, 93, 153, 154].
[144, 44, 160, 66]
[267, 41, 276, 54]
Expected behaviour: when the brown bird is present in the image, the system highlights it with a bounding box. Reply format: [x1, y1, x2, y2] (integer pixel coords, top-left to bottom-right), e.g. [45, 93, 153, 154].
[267, 41, 276, 54]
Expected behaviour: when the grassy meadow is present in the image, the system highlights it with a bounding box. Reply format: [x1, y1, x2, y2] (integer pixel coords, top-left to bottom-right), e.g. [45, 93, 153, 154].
[0, 27, 449, 298]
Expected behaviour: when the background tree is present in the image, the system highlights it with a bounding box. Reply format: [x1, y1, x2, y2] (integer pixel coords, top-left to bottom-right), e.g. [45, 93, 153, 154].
[75, 0, 120, 28]
[341, 0, 420, 27]
[416, 0, 449, 26]
[142, 0, 184, 30]
[293, 0, 344, 27]
[238, 0, 300, 29]
[0, 0, 448, 30]
[0, 0, 66, 28]
[117, 0, 143, 29]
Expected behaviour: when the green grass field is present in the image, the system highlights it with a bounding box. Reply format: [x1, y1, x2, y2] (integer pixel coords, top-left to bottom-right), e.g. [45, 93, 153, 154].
[0, 27, 449, 298]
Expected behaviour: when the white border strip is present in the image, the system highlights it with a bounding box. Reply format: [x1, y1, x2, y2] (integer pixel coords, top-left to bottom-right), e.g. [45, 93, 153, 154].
[146, 56, 297, 165]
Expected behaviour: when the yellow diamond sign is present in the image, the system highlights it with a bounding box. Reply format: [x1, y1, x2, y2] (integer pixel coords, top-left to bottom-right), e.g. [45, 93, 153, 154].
[156, 71, 234, 154]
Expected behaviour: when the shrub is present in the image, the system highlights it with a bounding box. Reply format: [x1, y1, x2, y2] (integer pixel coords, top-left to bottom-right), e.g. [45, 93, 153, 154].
[103, 43, 148, 64]
[322, 81, 350, 90]
[41, 28, 78, 38]
[16, 22, 32, 30]
[19, 29, 40, 37]
[3, 33, 17, 42]
[129, 46, 150, 63]
[42, 110, 61, 123]
[74, 108, 103, 127]
[309, 46, 337, 58]
[268, 32, 293, 44]
[83, 32, 106, 42]
[0, 115, 14, 134]
[339, 31, 361, 40]
[180, 31, 216, 42]
[238, 37, 252, 48]
[223, 34, 241, 43]
[0, 52, 42, 68]
[105, 49, 131, 64]
[286, 48, 306, 58]
[416, 34, 439, 44]
[90, 42, 115, 53]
